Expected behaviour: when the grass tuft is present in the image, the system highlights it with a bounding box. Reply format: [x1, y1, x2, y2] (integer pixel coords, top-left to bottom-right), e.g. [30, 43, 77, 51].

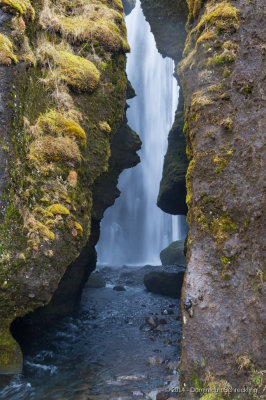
[0, 33, 18, 65]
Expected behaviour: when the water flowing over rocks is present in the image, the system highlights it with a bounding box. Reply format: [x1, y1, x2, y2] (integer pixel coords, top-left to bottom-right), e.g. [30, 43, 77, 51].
[0, 265, 183, 399]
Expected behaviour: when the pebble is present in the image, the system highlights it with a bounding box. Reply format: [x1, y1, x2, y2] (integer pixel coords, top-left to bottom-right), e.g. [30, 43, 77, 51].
[132, 391, 144, 396]
[155, 324, 168, 332]
[166, 361, 179, 371]
[146, 355, 164, 366]
[116, 375, 145, 381]
[146, 316, 156, 328]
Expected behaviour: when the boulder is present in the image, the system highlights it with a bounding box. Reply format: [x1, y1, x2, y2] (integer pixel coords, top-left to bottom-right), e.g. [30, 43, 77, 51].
[144, 271, 184, 298]
[113, 285, 126, 291]
[85, 273, 106, 288]
[160, 241, 186, 266]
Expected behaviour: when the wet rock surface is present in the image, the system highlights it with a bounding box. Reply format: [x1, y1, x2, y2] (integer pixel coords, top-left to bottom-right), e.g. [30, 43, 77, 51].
[144, 271, 184, 299]
[0, 266, 182, 399]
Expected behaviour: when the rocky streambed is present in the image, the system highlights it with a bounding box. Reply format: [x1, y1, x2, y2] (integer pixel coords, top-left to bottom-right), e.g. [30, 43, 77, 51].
[0, 265, 184, 400]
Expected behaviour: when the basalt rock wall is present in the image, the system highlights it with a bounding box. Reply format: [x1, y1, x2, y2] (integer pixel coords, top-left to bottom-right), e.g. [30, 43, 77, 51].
[179, 0, 265, 396]
[144, 0, 265, 397]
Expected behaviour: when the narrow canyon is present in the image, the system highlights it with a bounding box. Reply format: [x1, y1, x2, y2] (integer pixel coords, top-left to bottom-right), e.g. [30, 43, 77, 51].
[0, 0, 265, 399]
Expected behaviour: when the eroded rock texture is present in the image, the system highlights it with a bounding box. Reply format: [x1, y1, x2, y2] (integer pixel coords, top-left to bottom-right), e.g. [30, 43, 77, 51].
[0, 0, 140, 373]
[144, 0, 265, 396]
[178, 0, 265, 397]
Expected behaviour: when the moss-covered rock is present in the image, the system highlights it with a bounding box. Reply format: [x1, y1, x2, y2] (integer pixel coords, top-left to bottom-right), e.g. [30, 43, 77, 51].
[0, 33, 17, 65]
[176, 0, 265, 395]
[160, 240, 186, 266]
[157, 89, 188, 215]
[0, 0, 139, 373]
[1, 0, 35, 20]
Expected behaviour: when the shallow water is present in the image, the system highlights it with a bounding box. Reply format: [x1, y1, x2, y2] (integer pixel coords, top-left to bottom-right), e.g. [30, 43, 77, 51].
[0, 268, 182, 399]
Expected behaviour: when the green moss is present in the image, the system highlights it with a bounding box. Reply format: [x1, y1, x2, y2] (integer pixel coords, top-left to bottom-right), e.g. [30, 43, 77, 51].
[195, 2, 240, 34]
[223, 69, 231, 78]
[0, 0, 131, 373]
[191, 90, 213, 108]
[39, 0, 129, 53]
[33, 207, 54, 218]
[244, 217, 250, 229]
[186, 0, 203, 23]
[211, 52, 236, 65]
[33, 221, 55, 241]
[28, 135, 81, 165]
[98, 121, 112, 133]
[39, 43, 100, 92]
[243, 83, 254, 95]
[0, 328, 22, 373]
[193, 194, 237, 242]
[221, 256, 231, 265]
[48, 204, 70, 215]
[0, 33, 18, 65]
[37, 109, 87, 146]
[220, 116, 234, 130]
[69, 220, 83, 235]
[1, 0, 35, 20]
[196, 31, 217, 46]
[213, 153, 230, 174]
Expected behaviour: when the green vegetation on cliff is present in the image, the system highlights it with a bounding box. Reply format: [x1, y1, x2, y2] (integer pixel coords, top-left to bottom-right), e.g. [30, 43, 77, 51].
[0, 0, 134, 373]
[177, 0, 265, 396]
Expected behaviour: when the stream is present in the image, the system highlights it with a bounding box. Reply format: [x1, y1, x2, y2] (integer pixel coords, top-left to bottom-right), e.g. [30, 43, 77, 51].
[0, 266, 182, 399]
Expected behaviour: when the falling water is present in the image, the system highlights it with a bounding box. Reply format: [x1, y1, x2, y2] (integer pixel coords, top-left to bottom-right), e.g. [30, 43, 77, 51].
[97, 0, 186, 266]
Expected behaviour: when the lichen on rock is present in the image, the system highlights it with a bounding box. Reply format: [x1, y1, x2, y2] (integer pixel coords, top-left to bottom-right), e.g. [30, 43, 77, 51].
[176, 0, 265, 395]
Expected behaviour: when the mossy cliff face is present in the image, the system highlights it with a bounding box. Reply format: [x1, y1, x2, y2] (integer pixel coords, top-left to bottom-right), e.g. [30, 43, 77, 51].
[177, 0, 265, 396]
[0, 0, 138, 373]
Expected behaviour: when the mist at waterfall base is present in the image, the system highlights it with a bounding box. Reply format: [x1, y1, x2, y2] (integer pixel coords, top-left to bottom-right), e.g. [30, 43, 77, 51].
[97, 0, 188, 266]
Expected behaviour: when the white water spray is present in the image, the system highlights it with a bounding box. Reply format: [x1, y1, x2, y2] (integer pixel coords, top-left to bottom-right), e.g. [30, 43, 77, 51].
[97, 0, 186, 266]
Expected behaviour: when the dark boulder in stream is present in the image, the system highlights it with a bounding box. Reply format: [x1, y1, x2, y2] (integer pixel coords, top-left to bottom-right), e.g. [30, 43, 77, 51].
[144, 271, 184, 298]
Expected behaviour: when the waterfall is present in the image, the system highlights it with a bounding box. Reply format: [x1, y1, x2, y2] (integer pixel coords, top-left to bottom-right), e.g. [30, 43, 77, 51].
[97, 0, 186, 266]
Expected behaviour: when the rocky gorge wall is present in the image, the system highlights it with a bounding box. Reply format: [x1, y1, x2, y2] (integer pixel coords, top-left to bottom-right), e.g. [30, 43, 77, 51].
[143, 0, 265, 397]
[0, 0, 140, 374]
[179, 0, 265, 397]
